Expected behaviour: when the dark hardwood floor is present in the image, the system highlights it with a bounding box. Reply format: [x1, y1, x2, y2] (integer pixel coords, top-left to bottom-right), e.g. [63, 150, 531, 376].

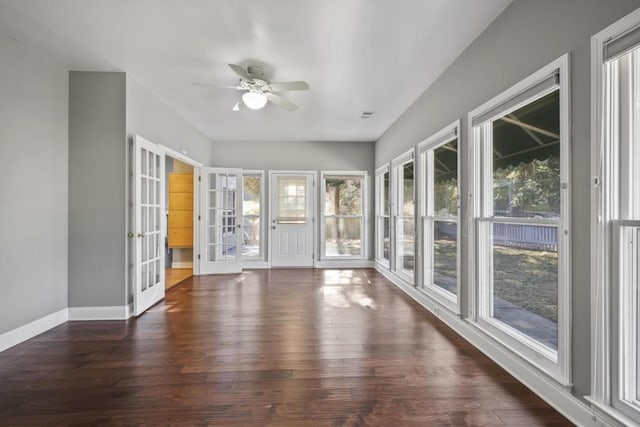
[0, 269, 573, 426]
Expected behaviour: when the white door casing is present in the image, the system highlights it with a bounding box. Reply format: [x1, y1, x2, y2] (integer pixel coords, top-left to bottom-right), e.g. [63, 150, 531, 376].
[270, 172, 315, 267]
[199, 167, 243, 274]
[133, 136, 166, 316]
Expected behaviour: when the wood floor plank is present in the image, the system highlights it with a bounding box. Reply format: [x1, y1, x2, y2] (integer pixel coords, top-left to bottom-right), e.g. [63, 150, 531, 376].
[0, 268, 573, 425]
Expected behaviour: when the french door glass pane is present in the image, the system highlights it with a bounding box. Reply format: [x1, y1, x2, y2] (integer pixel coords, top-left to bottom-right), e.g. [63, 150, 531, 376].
[325, 217, 361, 256]
[433, 220, 457, 295]
[492, 90, 560, 219]
[207, 172, 239, 262]
[492, 223, 558, 350]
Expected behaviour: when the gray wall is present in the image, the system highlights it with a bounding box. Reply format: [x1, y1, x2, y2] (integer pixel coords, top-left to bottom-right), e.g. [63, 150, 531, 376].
[0, 35, 69, 333]
[127, 78, 212, 165]
[69, 72, 127, 307]
[375, 0, 640, 401]
[211, 140, 375, 259]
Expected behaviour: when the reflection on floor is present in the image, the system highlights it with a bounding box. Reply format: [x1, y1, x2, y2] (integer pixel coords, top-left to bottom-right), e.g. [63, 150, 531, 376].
[165, 268, 192, 290]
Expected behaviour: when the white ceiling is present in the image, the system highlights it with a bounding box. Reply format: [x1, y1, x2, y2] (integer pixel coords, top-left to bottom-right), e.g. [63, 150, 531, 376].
[0, 0, 511, 142]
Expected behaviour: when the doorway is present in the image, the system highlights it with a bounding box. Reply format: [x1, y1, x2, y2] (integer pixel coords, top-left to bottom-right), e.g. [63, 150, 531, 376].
[165, 156, 195, 289]
[270, 172, 315, 267]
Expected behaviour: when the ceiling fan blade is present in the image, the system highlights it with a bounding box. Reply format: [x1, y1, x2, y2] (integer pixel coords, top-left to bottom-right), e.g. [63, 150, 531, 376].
[228, 63, 254, 82]
[193, 82, 243, 90]
[265, 81, 310, 92]
[232, 101, 244, 111]
[265, 92, 298, 111]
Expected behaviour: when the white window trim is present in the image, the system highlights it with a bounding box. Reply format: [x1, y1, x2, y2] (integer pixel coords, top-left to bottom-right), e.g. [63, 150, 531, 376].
[417, 120, 461, 314]
[241, 170, 266, 263]
[375, 163, 391, 269]
[320, 171, 368, 260]
[468, 53, 572, 386]
[590, 8, 640, 423]
[391, 148, 416, 284]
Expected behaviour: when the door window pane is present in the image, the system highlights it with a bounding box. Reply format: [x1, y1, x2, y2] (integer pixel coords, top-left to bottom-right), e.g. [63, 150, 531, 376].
[277, 177, 306, 222]
[396, 161, 414, 276]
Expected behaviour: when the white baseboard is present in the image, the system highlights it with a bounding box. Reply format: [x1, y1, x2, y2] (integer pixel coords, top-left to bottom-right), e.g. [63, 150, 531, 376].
[314, 260, 375, 269]
[0, 308, 69, 353]
[171, 262, 193, 269]
[241, 261, 271, 269]
[374, 265, 607, 427]
[68, 305, 132, 321]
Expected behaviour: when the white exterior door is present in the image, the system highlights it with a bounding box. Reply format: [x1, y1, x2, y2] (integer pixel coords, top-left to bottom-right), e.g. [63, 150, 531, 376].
[270, 172, 315, 267]
[199, 167, 243, 274]
[133, 136, 166, 316]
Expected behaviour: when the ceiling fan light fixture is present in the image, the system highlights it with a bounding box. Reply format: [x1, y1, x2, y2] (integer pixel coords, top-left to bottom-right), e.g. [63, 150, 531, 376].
[242, 91, 268, 110]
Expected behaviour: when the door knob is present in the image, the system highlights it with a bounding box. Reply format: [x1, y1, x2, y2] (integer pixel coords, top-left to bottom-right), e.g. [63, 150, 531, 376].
[271, 226, 276, 230]
[137, 232, 145, 238]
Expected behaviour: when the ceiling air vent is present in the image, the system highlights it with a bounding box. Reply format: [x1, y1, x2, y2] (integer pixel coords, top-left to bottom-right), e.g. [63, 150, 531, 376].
[360, 111, 374, 119]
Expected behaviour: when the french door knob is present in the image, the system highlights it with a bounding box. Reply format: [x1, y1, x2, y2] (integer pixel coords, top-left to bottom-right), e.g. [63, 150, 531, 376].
[138, 232, 145, 238]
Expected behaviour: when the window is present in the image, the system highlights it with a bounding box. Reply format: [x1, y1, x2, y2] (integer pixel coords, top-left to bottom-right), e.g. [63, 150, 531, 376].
[392, 150, 415, 281]
[591, 16, 640, 423]
[469, 55, 570, 383]
[375, 165, 391, 267]
[242, 171, 264, 260]
[277, 176, 307, 223]
[321, 172, 366, 259]
[418, 121, 460, 312]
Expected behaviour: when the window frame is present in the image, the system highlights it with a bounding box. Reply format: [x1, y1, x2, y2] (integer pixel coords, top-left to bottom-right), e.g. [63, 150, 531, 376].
[418, 120, 461, 314]
[468, 54, 571, 385]
[241, 170, 266, 261]
[391, 148, 416, 283]
[375, 163, 391, 268]
[590, 10, 640, 424]
[319, 171, 368, 260]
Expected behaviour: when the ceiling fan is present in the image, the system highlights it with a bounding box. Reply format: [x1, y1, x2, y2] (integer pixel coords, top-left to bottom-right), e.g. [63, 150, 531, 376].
[195, 64, 310, 112]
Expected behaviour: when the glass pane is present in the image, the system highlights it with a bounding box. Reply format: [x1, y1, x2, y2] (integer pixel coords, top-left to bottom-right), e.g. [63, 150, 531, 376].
[148, 261, 154, 288]
[492, 223, 558, 350]
[243, 176, 261, 216]
[208, 244, 217, 262]
[383, 171, 390, 216]
[324, 178, 362, 216]
[277, 176, 306, 222]
[242, 216, 260, 258]
[433, 140, 458, 216]
[155, 259, 161, 284]
[149, 180, 155, 205]
[433, 220, 457, 295]
[227, 175, 237, 191]
[383, 217, 390, 261]
[209, 173, 216, 189]
[402, 162, 414, 214]
[325, 217, 362, 257]
[492, 90, 560, 219]
[141, 177, 148, 204]
[397, 217, 414, 273]
[148, 151, 155, 178]
[155, 154, 160, 179]
[141, 148, 147, 175]
[141, 263, 147, 291]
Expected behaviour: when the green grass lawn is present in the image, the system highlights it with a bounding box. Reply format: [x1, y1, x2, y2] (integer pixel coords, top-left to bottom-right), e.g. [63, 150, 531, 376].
[434, 240, 558, 323]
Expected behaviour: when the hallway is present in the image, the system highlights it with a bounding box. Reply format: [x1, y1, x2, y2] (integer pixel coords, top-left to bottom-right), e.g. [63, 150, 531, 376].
[0, 269, 571, 425]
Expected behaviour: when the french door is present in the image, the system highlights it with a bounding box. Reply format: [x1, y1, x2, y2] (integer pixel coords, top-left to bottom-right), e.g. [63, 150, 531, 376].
[270, 172, 315, 267]
[199, 167, 243, 274]
[133, 136, 166, 316]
